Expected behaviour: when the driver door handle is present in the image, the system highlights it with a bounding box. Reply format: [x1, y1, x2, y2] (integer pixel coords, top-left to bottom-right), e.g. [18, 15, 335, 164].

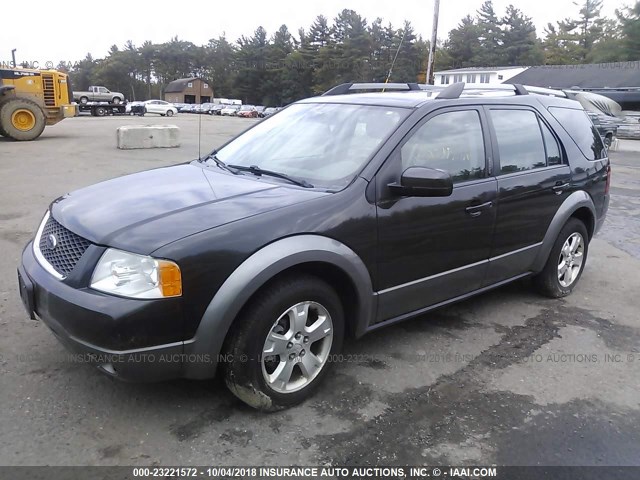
[465, 201, 493, 217]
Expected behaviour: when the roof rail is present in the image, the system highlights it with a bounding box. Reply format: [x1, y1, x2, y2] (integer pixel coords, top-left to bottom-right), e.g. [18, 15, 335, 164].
[322, 82, 422, 96]
[321, 81, 568, 99]
[434, 82, 531, 99]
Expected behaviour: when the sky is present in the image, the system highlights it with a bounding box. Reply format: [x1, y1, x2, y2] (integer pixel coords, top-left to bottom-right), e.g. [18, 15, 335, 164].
[1, 0, 629, 67]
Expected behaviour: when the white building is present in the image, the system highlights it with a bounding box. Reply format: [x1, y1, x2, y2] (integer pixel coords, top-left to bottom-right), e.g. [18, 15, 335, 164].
[434, 66, 528, 85]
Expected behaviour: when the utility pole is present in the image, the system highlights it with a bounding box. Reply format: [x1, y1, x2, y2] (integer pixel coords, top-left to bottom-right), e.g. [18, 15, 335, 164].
[426, 0, 440, 85]
[11, 49, 17, 68]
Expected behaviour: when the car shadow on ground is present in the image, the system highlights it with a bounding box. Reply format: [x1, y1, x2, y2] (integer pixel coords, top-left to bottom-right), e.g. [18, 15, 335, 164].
[91, 278, 540, 411]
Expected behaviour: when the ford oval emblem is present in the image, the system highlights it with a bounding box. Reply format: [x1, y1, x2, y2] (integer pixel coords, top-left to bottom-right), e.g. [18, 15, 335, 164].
[46, 234, 58, 250]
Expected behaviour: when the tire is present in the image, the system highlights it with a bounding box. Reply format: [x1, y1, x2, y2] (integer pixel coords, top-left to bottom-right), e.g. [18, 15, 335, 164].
[166, 109, 174, 117]
[533, 218, 589, 298]
[604, 134, 612, 148]
[0, 97, 11, 137]
[79, 96, 88, 104]
[95, 106, 106, 117]
[222, 274, 344, 411]
[0, 98, 46, 141]
[0, 109, 6, 138]
[112, 97, 121, 105]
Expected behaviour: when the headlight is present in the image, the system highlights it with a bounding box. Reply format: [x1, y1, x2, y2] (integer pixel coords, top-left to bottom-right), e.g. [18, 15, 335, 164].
[90, 248, 182, 299]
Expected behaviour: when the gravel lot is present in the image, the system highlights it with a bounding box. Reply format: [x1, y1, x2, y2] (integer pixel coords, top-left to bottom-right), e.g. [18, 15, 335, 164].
[0, 115, 639, 467]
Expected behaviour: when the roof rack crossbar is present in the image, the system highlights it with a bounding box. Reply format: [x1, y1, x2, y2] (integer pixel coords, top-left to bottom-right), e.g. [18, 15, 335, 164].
[322, 82, 423, 96]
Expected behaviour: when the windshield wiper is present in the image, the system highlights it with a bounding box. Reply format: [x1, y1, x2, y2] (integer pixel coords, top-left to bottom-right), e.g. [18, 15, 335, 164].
[199, 152, 238, 174]
[227, 164, 314, 188]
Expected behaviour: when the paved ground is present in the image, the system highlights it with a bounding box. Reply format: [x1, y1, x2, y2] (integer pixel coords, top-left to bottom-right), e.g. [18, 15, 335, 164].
[0, 115, 639, 467]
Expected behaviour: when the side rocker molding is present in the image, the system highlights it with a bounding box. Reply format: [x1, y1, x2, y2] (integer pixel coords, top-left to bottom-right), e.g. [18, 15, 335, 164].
[531, 190, 596, 273]
[182, 235, 375, 379]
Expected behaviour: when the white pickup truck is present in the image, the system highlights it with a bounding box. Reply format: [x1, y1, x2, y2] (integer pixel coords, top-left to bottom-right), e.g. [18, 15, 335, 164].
[73, 86, 125, 104]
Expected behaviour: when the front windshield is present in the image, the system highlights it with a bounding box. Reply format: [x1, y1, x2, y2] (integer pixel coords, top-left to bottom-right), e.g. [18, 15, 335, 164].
[214, 102, 407, 189]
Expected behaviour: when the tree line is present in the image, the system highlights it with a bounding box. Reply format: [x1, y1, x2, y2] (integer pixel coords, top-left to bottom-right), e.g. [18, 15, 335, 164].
[58, 0, 640, 106]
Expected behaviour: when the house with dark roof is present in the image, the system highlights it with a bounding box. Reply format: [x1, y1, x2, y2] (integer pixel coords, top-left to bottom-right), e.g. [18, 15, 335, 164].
[434, 66, 527, 85]
[164, 77, 213, 104]
[506, 62, 640, 110]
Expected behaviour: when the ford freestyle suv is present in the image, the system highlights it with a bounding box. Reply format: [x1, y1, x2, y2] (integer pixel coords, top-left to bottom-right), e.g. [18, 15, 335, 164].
[17, 82, 610, 411]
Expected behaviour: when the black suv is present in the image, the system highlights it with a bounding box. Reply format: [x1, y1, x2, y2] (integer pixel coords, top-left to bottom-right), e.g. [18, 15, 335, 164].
[586, 111, 618, 147]
[17, 82, 610, 411]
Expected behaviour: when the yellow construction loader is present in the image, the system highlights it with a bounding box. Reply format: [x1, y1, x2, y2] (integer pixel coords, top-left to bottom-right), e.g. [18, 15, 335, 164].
[0, 67, 76, 141]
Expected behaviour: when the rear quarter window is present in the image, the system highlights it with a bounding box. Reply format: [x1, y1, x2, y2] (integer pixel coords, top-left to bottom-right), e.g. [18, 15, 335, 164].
[548, 107, 606, 160]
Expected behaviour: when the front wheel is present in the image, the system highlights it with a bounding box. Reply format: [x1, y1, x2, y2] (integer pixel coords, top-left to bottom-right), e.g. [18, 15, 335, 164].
[166, 109, 174, 117]
[0, 98, 46, 141]
[222, 274, 344, 411]
[112, 97, 121, 105]
[534, 218, 589, 298]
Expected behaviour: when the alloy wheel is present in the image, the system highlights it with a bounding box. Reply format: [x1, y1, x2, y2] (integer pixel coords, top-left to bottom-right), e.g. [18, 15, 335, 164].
[558, 232, 585, 287]
[261, 301, 333, 394]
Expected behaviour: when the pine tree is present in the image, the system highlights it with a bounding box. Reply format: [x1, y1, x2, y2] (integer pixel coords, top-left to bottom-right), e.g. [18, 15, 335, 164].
[543, 20, 583, 64]
[501, 6, 544, 66]
[445, 16, 481, 68]
[587, 19, 624, 62]
[617, 1, 640, 60]
[234, 27, 269, 103]
[476, 1, 503, 66]
[576, 0, 607, 59]
[391, 21, 421, 82]
[333, 9, 371, 82]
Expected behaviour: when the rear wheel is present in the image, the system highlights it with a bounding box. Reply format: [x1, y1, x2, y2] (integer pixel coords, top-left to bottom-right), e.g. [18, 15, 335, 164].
[222, 274, 344, 411]
[95, 106, 107, 117]
[534, 218, 589, 298]
[0, 98, 46, 141]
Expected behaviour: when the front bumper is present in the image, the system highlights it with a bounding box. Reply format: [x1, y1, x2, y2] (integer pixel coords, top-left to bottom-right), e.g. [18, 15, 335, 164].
[18, 242, 188, 382]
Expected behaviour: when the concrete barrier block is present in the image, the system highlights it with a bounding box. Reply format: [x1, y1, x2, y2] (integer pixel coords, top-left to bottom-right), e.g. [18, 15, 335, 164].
[117, 125, 180, 149]
[617, 124, 640, 140]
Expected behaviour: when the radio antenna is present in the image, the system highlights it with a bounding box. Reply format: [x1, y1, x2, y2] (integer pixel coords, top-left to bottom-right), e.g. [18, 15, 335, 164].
[382, 27, 407, 92]
[198, 79, 203, 159]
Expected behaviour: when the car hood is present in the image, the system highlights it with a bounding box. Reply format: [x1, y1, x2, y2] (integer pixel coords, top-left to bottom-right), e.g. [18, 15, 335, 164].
[50, 163, 326, 254]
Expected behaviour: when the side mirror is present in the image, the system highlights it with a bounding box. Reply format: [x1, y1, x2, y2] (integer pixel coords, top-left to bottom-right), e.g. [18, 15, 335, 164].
[388, 166, 453, 197]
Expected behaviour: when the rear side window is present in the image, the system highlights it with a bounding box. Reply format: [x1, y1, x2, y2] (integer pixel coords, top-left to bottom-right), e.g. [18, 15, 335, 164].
[490, 110, 546, 174]
[540, 122, 562, 165]
[548, 107, 606, 160]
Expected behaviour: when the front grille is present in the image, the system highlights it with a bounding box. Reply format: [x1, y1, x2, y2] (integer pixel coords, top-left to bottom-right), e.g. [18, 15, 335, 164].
[38, 216, 91, 276]
[42, 73, 56, 107]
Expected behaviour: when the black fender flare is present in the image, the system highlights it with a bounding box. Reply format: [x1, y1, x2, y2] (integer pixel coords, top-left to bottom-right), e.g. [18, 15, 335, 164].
[182, 235, 375, 379]
[531, 190, 596, 272]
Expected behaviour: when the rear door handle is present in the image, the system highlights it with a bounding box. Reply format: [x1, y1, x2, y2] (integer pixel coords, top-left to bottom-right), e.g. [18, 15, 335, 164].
[553, 182, 570, 195]
[465, 201, 493, 217]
